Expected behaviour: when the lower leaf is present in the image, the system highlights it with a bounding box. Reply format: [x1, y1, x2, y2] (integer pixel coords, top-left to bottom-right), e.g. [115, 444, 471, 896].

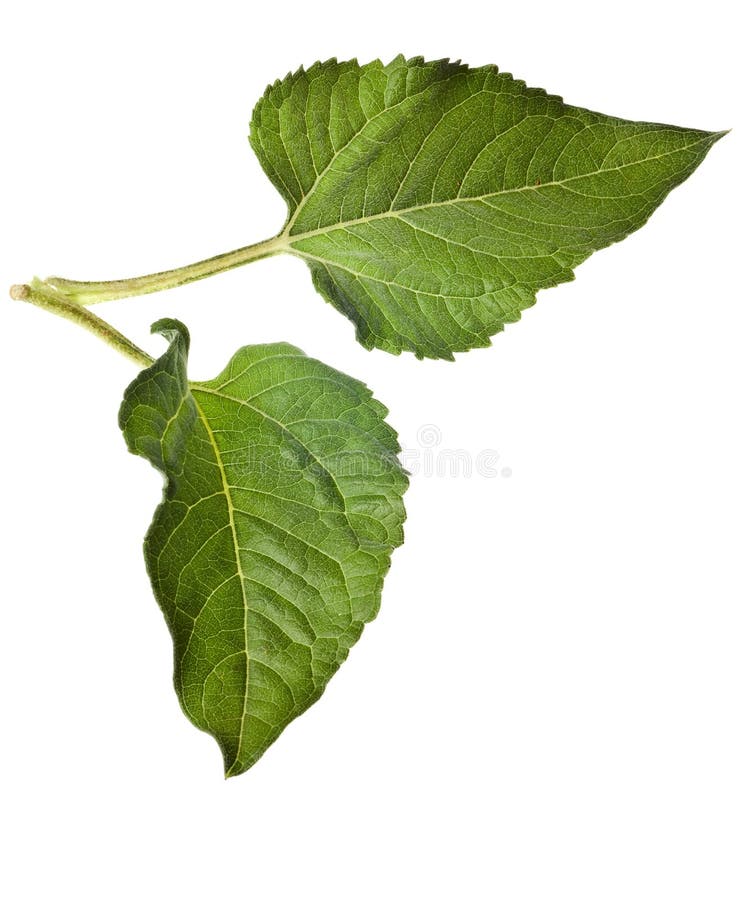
[119, 319, 408, 776]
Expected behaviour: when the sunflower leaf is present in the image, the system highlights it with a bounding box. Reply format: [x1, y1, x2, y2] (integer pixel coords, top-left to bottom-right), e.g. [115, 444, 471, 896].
[120, 319, 407, 775]
[251, 56, 723, 358]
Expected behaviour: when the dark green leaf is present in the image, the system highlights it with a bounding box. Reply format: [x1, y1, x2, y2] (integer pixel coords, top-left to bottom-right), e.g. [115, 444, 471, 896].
[120, 319, 407, 775]
[251, 56, 723, 358]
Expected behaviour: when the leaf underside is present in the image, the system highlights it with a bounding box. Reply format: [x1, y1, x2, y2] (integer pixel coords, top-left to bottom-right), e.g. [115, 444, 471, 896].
[120, 320, 407, 776]
[250, 56, 723, 359]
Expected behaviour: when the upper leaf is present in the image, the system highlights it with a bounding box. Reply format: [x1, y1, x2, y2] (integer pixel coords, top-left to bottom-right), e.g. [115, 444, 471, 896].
[120, 319, 407, 776]
[251, 56, 723, 359]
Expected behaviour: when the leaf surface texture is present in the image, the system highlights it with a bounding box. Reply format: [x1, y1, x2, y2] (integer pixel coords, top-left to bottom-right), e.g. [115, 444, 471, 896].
[251, 56, 723, 358]
[120, 320, 407, 775]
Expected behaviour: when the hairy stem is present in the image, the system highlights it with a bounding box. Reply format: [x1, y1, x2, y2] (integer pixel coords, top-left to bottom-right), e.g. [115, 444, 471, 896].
[42, 233, 287, 305]
[10, 280, 154, 368]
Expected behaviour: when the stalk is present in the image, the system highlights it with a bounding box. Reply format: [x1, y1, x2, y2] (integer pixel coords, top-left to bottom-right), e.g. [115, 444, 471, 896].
[10, 280, 154, 368]
[38, 234, 286, 305]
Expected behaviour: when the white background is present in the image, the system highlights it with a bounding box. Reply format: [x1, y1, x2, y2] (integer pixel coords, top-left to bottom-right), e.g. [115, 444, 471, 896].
[1, 2, 739, 897]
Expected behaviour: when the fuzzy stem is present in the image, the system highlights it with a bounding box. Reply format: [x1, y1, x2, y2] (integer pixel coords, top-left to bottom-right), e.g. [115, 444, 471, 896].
[10, 280, 154, 368]
[43, 234, 287, 305]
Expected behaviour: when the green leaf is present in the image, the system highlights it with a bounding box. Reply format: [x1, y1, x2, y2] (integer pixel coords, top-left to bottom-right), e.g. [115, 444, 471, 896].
[251, 56, 724, 359]
[119, 319, 407, 776]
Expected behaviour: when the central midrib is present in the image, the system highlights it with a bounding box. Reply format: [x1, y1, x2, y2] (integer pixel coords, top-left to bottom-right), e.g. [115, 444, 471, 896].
[190, 391, 251, 773]
[282, 136, 710, 248]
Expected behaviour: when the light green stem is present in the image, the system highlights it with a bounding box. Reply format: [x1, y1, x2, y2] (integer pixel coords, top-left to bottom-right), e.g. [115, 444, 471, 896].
[10, 280, 154, 368]
[10, 232, 288, 366]
[42, 233, 286, 305]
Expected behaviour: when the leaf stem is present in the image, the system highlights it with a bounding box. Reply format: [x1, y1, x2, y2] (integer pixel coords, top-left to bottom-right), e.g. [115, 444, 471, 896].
[10, 280, 154, 368]
[40, 234, 287, 305]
